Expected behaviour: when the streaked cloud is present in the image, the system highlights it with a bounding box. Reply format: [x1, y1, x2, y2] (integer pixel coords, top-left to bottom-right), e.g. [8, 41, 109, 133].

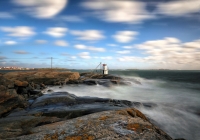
[13, 0, 68, 18]
[74, 44, 105, 52]
[0, 61, 6, 64]
[71, 56, 77, 59]
[116, 50, 131, 54]
[78, 52, 91, 59]
[0, 56, 7, 60]
[0, 12, 14, 19]
[100, 56, 112, 60]
[61, 53, 70, 56]
[82, 0, 155, 24]
[71, 30, 105, 41]
[54, 40, 68, 47]
[35, 40, 47, 44]
[10, 60, 19, 62]
[44, 27, 68, 37]
[113, 31, 138, 43]
[4, 41, 17, 45]
[118, 37, 200, 69]
[120, 37, 200, 65]
[60, 15, 83, 22]
[184, 39, 200, 49]
[107, 44, 118, 47]
[13, 50, 30, 54]
[156, 0, 200, 16]
[118, 56, 144, 62]
[0, 26, 35, 37]
[123, 46, 133, 49]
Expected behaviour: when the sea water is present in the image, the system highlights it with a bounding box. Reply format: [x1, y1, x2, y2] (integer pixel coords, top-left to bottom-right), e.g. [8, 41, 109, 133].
[46, 70, 200, 140]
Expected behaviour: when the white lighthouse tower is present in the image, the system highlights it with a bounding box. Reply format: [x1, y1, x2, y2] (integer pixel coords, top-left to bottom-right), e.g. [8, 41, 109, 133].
[102, 64, 108, 75]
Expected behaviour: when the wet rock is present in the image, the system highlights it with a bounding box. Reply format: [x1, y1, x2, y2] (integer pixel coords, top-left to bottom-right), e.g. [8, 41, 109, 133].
[7, 83, 15, 89]
[195, 111, 200, 116]
[83, 79, 116, 87]
[0, 86, 28, 117]
[97, 79, 111, 85]
[34, 84, 40, 90]
[119, 81, 132, 85]
[83, 78, 134, 87]
[30, 92, 76, 108]
[143, 102, 158, 109]
[8, 108, 173, 140]
[66, 79, 80, 84]
[83, 79, 98, 85]
[16, 87, 28, 95]
[40, 83, 46, 89]
[6, 108, 28, 117]
[119, 100, 133, 106]
[27, 83, 34, 90]
[21, 92, 133, 119]
[80, 73, 122, 80]
[24, 92, 158, 121]
[111, 79, 119, 84]
[47, 89, 53, 92]
[0, 77, 14, 88]
[0, 115, 61, 139]
[100, 81, 113, 87]
[29, 89, 42, 95]
[132, 102, 143, 107]
[14, 80, 28, 87]
[0, 85, 8, 102]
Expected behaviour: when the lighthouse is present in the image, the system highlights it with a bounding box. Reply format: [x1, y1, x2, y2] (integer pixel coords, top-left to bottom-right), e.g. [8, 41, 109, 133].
[102, 64, 108, 75]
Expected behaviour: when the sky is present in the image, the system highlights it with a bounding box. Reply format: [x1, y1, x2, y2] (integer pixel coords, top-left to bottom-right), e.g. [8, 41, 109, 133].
[0, 0, 200, 70]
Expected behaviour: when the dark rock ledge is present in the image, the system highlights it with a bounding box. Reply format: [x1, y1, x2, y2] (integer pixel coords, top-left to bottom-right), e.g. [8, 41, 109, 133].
[0, 91, 173, 140]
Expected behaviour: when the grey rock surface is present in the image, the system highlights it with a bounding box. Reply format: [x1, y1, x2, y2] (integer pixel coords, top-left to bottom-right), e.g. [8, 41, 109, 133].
[7, 108, 173, 140]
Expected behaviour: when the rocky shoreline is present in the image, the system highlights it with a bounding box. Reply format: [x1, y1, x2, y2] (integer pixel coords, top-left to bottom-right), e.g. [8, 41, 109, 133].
[0, 70, 184, 139]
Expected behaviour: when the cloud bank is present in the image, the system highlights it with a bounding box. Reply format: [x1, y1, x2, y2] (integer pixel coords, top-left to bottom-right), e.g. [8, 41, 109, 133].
[13, 0, 68, 18]
[82, 0, 155, 24]
[71, 30, 105, 41]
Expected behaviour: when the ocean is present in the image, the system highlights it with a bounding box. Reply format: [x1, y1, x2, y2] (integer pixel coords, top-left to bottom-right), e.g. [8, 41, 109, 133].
[1, 70, 200, 140]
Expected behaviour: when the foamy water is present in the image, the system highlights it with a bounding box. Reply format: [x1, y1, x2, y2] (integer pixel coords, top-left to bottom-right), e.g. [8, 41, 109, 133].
[44, 76, 200, 140]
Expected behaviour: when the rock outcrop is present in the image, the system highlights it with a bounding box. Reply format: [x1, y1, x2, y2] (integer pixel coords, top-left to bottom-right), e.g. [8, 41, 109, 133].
[4, 92, 157, 119]
[80, 72, 122, 81]
[1, 108, 173, 140]
[5, 92, 132, 119]
[80, 72, 141, 86]
[0, 70, 80, 96]
[0, 115, 61, 139]
[0, 71, 80, 117]
[3, 71, 80, 85]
